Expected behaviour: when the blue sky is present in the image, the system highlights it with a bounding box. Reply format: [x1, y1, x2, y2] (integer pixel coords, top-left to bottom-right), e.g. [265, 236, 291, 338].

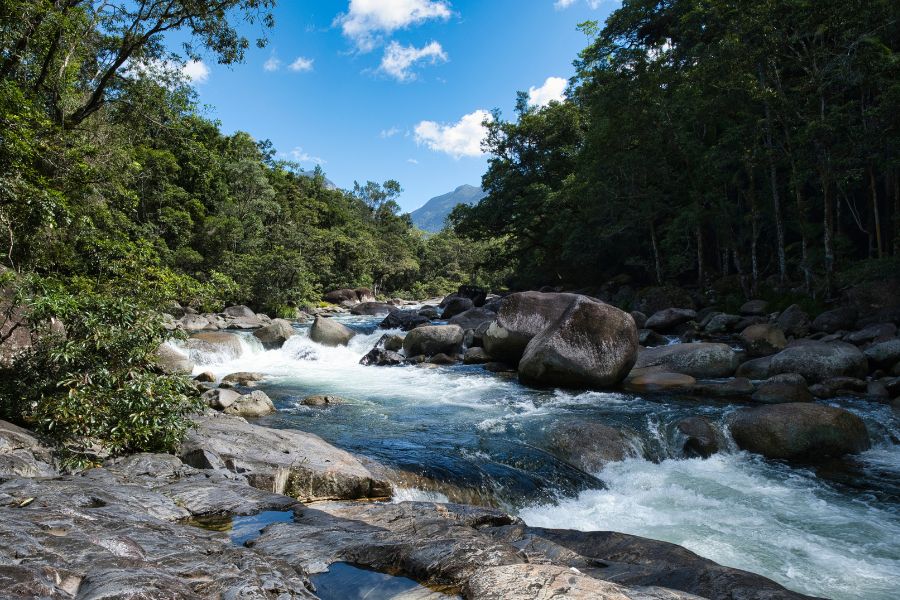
[180, 0, 619, 212]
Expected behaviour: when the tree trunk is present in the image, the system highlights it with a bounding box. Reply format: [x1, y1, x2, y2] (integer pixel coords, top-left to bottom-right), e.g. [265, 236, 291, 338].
[696, 224, 704, 289]
[760, 72, 787, 284]
[870, 167, 883, 259]
[650, 220, 663, 285]
[822, 172, 835, 297]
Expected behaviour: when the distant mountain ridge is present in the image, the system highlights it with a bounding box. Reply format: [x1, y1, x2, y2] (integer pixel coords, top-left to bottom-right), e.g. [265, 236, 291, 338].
[410, 184, 487, 232]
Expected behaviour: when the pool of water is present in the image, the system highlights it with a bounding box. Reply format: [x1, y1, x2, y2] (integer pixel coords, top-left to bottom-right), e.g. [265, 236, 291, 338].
[172, 316, 900, 600]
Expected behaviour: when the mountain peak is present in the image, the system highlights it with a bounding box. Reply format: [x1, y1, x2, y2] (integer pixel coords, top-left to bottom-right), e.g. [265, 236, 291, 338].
[410, 185, 487, 232]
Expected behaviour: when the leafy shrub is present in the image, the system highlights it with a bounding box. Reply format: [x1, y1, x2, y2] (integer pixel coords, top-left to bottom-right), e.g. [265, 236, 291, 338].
[0, 278, 201, 468]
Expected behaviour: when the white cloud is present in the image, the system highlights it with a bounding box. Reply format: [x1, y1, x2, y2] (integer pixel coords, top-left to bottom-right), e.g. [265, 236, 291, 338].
[528, 76, 567, 107]
[289, 56, 314, 72]
[286, 147, 325, 165]
[556, 0, 615, 8]
[414, 109, 492, 159]
[554, 0, 577, 8]
[263, 56, 281, 72]
[337, 0, 452, 51]
[182, 60, 210, 83]
[380, 41, 447, 81]
[407, 158, 419, 164]
[381, 127, 401, 138]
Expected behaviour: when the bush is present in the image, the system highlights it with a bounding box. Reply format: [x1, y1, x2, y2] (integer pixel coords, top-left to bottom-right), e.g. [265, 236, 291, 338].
[0, 279, 201, 468]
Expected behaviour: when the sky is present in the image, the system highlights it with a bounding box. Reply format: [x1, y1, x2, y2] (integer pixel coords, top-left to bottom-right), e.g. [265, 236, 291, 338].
[177, 0, 620, 213]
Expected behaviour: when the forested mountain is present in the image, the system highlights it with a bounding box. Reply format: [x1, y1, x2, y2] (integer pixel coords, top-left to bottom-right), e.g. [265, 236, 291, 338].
[452, 0, 900, 300]
[410, 184, 487, 232]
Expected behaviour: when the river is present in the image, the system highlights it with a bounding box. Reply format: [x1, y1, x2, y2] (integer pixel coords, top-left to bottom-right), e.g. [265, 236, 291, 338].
[173, 315, 900, 600]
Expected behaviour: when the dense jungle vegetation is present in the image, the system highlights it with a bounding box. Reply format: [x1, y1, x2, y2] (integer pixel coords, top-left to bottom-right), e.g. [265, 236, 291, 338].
[453, 0, 900, 300]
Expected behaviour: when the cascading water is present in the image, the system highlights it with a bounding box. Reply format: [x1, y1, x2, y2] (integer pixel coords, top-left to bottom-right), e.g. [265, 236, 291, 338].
[179, 316, 900, 599]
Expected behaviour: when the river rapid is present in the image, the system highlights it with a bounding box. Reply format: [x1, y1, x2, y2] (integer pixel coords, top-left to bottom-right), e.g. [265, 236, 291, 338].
[174, 316, 900, 600]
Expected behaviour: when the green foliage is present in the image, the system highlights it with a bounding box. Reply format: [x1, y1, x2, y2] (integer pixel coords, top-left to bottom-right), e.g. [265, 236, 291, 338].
[0, 279, 202, 467]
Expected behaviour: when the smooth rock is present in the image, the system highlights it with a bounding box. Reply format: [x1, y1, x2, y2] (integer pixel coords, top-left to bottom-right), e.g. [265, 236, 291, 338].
[639, 329, 669, 347]
[483, 292, 586, 363]
[223, 390, 276, 417]
[546, 421, 642, 472]
[380, 309, 430, 331]
[449, 307, 497, 330]
[252, 318, 295, 349]
[740, 324, 787, 357]
[442, 296, 474, 319]
[864, 338, 900, 370]
[752, 381, 812, 404]
[645, 308, 697, 333]
[302, 395, 345, 407]
[351, 302, 394, 316]
[193, 371, 215, 383]
[223, 305, 255, 318]
[184, 331, 243, 359]
[202, 388, 240, 410]
[736, 355, 773, 380]
[812, 306, 858, 334]
[221, 371, 265, 386]
[403, 325, 465, 357]
[625, 370, 697, 392]
[310, 316, 356, 347]
[0, 420, 56, 480]
[154, 343, 193, 375]
[676, 417, 719, 458]
[845, 323, 897, 345]
[727, 403, 870, 460]
[740, 300, 769, 316]
[776, 304, 811, 338]
[768, 342, 867, 383]
[630, 310, 648, 329]
[634, 343, 738, 378]
[518, 297, 638, 388]
[690, 377, 754, 398]
[464, 347, 492, 364]
[704, 313, 742, 334]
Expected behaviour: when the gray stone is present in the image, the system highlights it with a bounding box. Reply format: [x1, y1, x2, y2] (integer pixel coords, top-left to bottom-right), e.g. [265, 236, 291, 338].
[740, 324, 787, 357]
[351, 302, 394, 316]
[864, 338, 900, 370]
[0, 420, 56, 481]
[310, 316, 356, 347]
[221, 371, 265, 386]
[740, 300, 769, 316]
[253, 318, 295, 349]
[639, 329, 669, 347]
[546, 421, 642, 472]
[302, 395, 345, 407]
[201, 387, 240, 410]
[677, 417, 719, 458]
[184, 331, 243, 360]
[727, 403, 870, 460]
[223, 390, 276, 417]
[380, 309, 430, 331]
[483, 292, 587, 363]
[704, 313, 742, 334]
[223, 304, 256, 318]
[845, 323, 897, 345]
[442, 296, 474, 319]
[751, 381, 812, 404]
[690, 377, 754, 398]
[776, 304, 811, 338]
[736, 355, 773, 380]
[464, 347, 492, 364]
[518, 297, 638, 388]
[634, 343, 738, 378]
[403, 325, 465, 357]
[154, 343, 193, 375]
[768, 342, 867, 383]
[645, 308, 698, 332]
[625, 370, 697, 393]
[449, 307, 497, 330]
[812, 306, 858, 334]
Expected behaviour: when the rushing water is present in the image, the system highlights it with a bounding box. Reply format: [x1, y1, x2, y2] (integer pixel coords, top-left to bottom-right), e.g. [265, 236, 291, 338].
[172, 316, 900, 600]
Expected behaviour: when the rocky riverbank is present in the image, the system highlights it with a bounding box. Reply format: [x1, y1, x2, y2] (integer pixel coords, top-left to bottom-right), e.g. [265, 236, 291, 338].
[0, 414, 821, 599]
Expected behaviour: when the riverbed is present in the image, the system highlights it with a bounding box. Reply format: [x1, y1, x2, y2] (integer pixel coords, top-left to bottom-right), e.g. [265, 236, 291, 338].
[177, 316, 900, 600]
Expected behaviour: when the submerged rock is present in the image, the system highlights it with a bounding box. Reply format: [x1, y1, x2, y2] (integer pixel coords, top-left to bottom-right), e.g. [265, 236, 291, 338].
[403, 325, 465, 357]
[546, 421, 642, 473]
[518, 297, 638, 388]
[676, 417, 719, 458]
[726, 403, 870, 460]
[310, 316, 356, 347]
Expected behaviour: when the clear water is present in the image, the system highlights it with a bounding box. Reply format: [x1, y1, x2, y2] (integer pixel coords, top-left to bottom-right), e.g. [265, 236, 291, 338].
[172, 317, 900, 600]
[311, 562, 461, 600]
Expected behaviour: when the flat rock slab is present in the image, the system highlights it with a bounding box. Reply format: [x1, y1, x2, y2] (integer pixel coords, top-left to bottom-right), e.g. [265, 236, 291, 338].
[251, 501, 817, 600]
[181, 412, 392, 502]
[0, 420, 57, 481]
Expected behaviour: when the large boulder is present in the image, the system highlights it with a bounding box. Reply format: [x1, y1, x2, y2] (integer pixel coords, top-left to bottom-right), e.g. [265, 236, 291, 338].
[181, 412, 391, 501]
[644, 308, 697, 333]
[223, 305, 255, 318]
[154, 343, 193, 375]
[736, 355, 773, 380]
[324, 288, 374, 305]
[812, 306, 858, 333]
[442, 296, 474, 319]
[223, 390, 276, 418]
[776, 304, 811, 338]
[441, 285, 488, 308]
[483, 292, 584, 363]
[350, 302, 394, 316]
[252, 318, 295, 349]
[518, 297, 638, 388]
[740, 300, 769, 316]
[624, 370, 697, 393]
[201, 388, 241, 410]
[448, 307, 497, 330]
[740, 324, 787, 357]
[379, 309, 430, 331]
[864, 338, 900, 370]
[704, 313, 742, 334]
[768, 341, 867, 383]
[726, 403, 870, 460]
[546, 421, 642, 473]
[0, 420, 57, 480]
[184, 331, 243, 360]
[634, 343, 739, 378]
[676, 417, 719, 458]
[845, 323, 897, 345]
[309, 316, 356, 347]
[402, 325, 464, 357]
[751, 380, 813, 404]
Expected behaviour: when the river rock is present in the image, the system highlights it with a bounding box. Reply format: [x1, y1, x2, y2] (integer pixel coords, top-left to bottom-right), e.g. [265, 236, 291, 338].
[864, 338, 900, 369]
[740, 299, 769, 316]
[0, 420, 56, 480]
[518, 297, 638, 388]
[180, 313, 215, 331]
[221, 371, 264, 386]
[676, 417, 719, 458]
[483, 292, 585, 363]
[202, 388, 240, 410]
[546, 421, 642, 472]
[380, 309, 430, 331]
[360, 347, 404, 366]
[645, 308, 697, 332]
[776, 304, 811, 338]
[449, 307, 497, 330]
[690, 377, 754, 398]
[310, 316, 356, 347]
[251, 501, 814, 600]
[382, 334, 404, 351]
[726, 403, 870, 460]
[184, 331, 243, 360]
[464, 347, 492, 364]
[634, 343, 738, 378]
[442, 296, 474, 319]
[751, 381, 812, 404]
[181, 412, 391, 501]
[223, 390, 276, 417]
[639, 329, 669, 347]
[704, 313, 742, 334]
[253, 318, 295, 349]
[768, 341, 867, 383]
[302, 395, 345, 407]
[625, 370, 697, 392]
[736, 355, 773, 380]
[154, 343, 193, 375]
[351, 302, 394, 316]
[845, 323, 897, 345]
[429, 352, 458, 365]
[194, 370, 215, 383]
[812, 306, 858, 333]
[403, 325, 465, 357]
[630, 310, 648, 329]
[740, 324, 787, 357]
[223, 305, 254, 318]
